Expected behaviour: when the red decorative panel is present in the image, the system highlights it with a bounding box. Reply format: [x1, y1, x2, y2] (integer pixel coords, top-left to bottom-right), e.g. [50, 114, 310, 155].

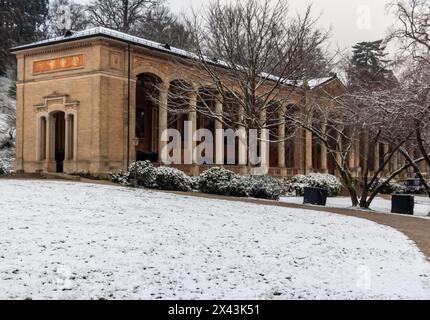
[33, 54, 84, 74]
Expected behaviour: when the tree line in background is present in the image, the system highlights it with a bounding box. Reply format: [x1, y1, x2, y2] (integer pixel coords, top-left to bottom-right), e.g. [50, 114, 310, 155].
[0, 0, 429, 209]
[0, 0, 195, 77]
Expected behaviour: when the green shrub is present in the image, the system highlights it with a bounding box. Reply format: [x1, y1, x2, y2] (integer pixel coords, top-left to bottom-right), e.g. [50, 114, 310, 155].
[109, 169, 130, 185]
[0, 159, 8, 175]
[127, 161, 157, 188]
[199, 167, 248, 197]
[190, 176, 200, 191]
[370, 178, 406, 195]
[244, 175, 286, 200]
[287, 173, 342, 197]
[155, 167, 192, 192]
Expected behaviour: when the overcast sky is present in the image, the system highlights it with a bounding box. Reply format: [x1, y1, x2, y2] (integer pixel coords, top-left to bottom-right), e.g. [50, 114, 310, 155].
[169, 0, 395, 51]
[76, 0, 396, 51]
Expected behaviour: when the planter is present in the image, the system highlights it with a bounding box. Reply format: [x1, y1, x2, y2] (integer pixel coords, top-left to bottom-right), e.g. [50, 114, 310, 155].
[391, 194, 414, 215]
[303, 187, 328, 206]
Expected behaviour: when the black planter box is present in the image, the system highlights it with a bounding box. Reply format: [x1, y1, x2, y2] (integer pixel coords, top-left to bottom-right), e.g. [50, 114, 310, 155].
[391, 194, 414, 215]
[303, 187, 328, 206]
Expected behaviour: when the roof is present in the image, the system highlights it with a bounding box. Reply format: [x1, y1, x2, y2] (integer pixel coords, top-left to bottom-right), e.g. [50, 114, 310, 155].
[11, 27, 339, 90]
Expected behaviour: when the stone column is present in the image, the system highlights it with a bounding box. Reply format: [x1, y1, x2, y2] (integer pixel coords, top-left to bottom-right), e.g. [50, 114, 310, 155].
[293, 127, 305, 174]
[215, 99, 224, 165]
[348, 144, 356, 169]
[335, 136, 342, 168]
[36, 115, 46, 162]
[73, 114, 78, 162]
[158, 83, 169, 163]
[320, 122, 328, 173]
[374, 143, 380, 172]
[238, 106, 247, 170]
[407, 147, 415, 175]
[260, 109, 269, 168]
[189, 95, 199, 175]
[305, 129, 313, 174]
[186, 92, 197, 166]
[354, 140, 360, 170]
[419, 149, 427, 173]
[46, 115, 55, 161]
[392, 151, 399, 172]
[65, 115, 71, 161]
[278, 105, 286, 169]
[398, 151, 406, 174]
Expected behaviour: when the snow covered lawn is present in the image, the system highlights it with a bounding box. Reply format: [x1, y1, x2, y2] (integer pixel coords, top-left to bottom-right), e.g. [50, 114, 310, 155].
[0, 180, 429, 300]
[281, 196, 430, 218]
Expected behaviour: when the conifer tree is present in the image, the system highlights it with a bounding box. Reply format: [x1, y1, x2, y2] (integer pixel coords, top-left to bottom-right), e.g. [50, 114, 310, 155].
[349, 40, 393, 88]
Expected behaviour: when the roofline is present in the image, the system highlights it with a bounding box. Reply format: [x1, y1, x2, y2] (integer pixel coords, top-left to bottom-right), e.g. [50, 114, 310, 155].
[10, 27, 344, 90]
[310, 76, 341, 90]
[318, 75, 347, 92]
[10, 29, 193, 62]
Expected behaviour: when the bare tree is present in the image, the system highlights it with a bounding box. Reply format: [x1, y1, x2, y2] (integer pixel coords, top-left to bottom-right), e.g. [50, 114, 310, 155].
[388, 61, 430, 197]
[48, 0, 90, 36]
[134, 5, 193, 49]
[389, 0, 430, 200]
[389, 0, 430, 66]
[284, 79, 423, 208]
[168, 0, 330, 135]
[86, 0, 160, 34]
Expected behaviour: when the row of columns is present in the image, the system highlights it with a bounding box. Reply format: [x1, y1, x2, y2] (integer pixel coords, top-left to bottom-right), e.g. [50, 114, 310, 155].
[152, 85, 427, 175]
[155, 85, 257, 167]
[154, 84, 335, 172]
[37, 113, 77, 163]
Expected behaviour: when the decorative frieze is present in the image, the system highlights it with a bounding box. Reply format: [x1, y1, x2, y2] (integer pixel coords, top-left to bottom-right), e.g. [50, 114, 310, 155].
[33, 54, 84, 74]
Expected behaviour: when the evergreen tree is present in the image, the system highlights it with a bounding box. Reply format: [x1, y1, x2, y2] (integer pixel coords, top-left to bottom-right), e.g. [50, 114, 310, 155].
[349, 40, 393, 88]
[0, 0, 49, 75]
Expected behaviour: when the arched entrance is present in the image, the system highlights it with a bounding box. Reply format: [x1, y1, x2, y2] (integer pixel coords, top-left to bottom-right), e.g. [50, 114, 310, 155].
[135, 73, 162, 162]
[52, 111, 66, 173]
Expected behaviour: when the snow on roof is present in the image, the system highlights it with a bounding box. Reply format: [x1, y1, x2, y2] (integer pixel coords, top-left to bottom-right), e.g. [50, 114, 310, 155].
[308, 77, 334, 88]
[11, 27, 336, 90]
[11, 27, 198, 59]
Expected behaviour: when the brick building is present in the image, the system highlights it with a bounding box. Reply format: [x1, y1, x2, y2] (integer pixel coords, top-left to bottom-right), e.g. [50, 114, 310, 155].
[12, 27, 354, 176]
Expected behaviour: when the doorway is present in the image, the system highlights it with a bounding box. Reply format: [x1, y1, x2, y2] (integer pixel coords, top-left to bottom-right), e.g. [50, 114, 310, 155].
[53, 111, 65, 173]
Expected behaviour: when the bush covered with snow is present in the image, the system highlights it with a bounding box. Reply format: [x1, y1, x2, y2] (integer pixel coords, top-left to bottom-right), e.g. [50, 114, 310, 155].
[287, 173, 342, 197]
[198, 168, 285, 199]
[155, 167, 193, 192]
[244, 175, 286, 200]
[110, 163, 290, 200]
[109, 169, 130, 185]
[0, 159, 8, 175]
[110, 164, 193, 192]
[127, 161, 157, 188]
[370, 178, 406, 195]
[190, 176, 200, 191]
[199, 167, 248, 197]
[0, 77, 16, 172]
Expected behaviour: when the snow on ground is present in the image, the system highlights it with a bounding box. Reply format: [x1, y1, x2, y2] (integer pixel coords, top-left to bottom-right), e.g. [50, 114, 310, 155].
[0, 180, 429, 300]
[0, 142, 15, 172]
[281, 196, 430, 218]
